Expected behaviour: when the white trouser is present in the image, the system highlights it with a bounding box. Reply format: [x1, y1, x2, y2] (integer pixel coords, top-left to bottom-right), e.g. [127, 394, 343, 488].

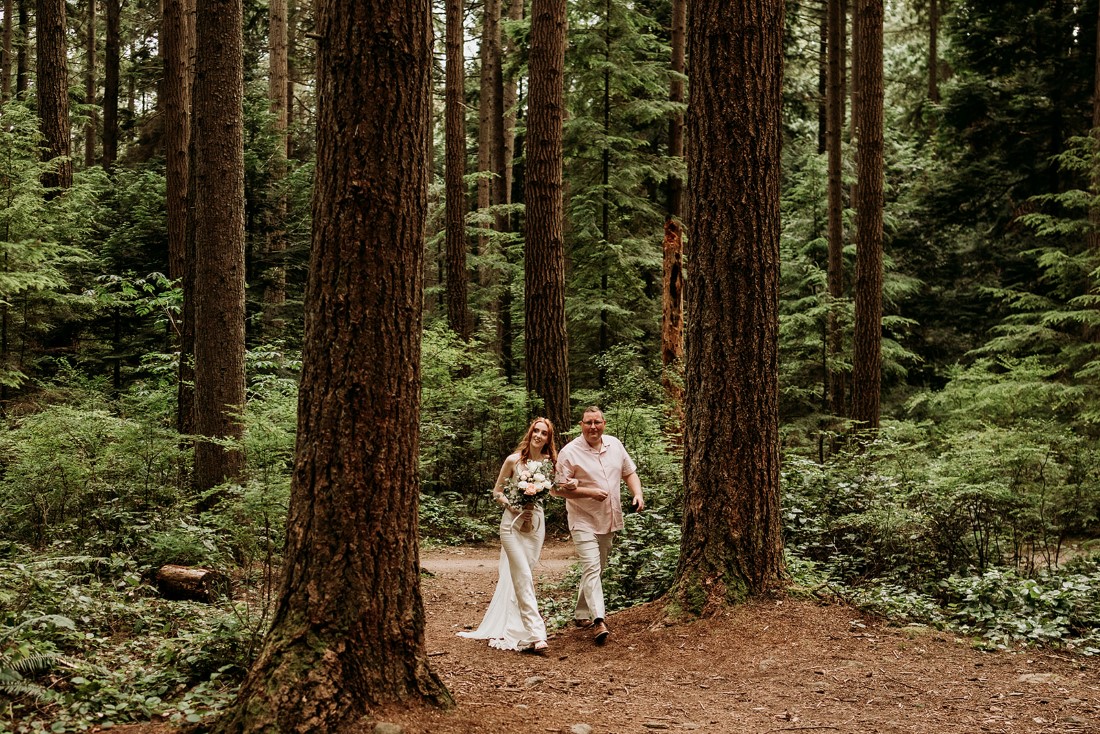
[571, 529, 615, 622]
[500, 513, 547, 644]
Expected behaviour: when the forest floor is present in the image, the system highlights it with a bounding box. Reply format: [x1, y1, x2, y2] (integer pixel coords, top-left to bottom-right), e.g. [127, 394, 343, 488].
[105, 538, 1100, 734]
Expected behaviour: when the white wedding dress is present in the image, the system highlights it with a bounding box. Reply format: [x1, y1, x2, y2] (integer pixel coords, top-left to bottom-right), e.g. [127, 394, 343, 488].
[458, 496, 547, 651]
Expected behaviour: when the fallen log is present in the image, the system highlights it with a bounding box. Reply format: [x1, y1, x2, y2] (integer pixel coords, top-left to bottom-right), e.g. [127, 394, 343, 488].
[154, 564, 230, 603]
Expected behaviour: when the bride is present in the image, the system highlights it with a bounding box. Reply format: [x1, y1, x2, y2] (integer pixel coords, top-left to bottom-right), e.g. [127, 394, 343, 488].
[458, 417, 556, 653]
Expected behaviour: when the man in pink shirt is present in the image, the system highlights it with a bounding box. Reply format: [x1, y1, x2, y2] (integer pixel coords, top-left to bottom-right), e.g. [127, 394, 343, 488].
[554, 405, 645, 645]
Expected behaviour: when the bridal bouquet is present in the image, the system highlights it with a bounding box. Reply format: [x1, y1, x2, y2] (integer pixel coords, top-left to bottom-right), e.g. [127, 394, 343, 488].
[504, 458, 556, 509]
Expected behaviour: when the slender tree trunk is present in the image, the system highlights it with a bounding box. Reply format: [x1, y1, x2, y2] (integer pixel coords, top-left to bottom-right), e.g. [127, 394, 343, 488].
[818, 1, 827, 154]
[263, 0, 288, 336]
[851, 0, 884, 429]
[84, 0, 96, 167]
[15, 0, 26, 95]
[36, 0, 73, 191]
[445, 0, 469, 340]
[212, 2, 451, 729]
[165, 0, 192, 432]
[671, 0, 786, 613]
[476, 0, 497, 307]
[826, 0, 845, 419]
[103, 0, 120, 168]
[502, 0, 523, 199]
[928, 0, 939, 104]
[1088, 0, 1100, 255]
[598, 0, 611, 363]
[191, 0, 246, 492]
[1, 0, 10, 101]
[524, 0, 570, 433]
[286, 0, 296, 159]
[662, 0, 686, 418]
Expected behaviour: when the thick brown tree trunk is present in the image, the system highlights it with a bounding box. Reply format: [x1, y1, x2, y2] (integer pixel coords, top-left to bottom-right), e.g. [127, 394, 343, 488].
[524, 0, 570, 434]
[212, 2, 450, 729]
[103, 0, 119, 168]
[191, 0, 246, 492]
[671, 0, 786, 613]
[1, 0, 10, 101]
[285, 0, 296, 159]
[851, 0, 884, 429]
[15, 0, 26, 95]
[263, 0, 288, 336]
[84, 0, 96, 167]
[1089, 0, 1100, 255]
[36, 0, 73, 191]
[164, 0, 192, 432]
[826, 0, 846, 419]
[445, 0, 469, 340]
[662, 0, 686, 425]
[476, 0, 497, 288]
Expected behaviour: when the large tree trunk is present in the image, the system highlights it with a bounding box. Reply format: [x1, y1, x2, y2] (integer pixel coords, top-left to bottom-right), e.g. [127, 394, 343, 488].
[671, 0, 786, 613]
[164, 0, 192, 432]
[36, 0, 73, 191]
[1, 0, 10, 101]
[84, 0, 96, 167]
[817, 1, 827, 154]
[103, 0, 120, 168]
[263, 0, 288, 336]
[445, 0, 469, 340]
[191, 0, 246, 492]
[212, 2, 451, 730]
[1089, 0, 1100, 255]
[661, 0, 686, 425]
[524, 0, 570, 434]
[826, 0, 846, 420]
[851, 0, 884, 429]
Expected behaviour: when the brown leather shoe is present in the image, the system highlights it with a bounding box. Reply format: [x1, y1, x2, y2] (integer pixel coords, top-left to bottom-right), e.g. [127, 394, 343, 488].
[573, 618, 593, 629]
[592, 621, 609, 645]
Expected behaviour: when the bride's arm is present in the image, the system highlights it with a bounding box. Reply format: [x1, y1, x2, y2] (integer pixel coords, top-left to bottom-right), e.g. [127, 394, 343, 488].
[491, 454, 520, 512]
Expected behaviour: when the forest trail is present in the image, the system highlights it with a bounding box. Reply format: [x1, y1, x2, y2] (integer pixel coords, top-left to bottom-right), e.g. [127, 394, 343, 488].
[104, 539, 1100, 734]
[374, 539, 1100, 733]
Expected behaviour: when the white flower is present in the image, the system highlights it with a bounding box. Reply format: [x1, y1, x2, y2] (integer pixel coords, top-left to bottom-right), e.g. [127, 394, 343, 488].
[527, 460, 542, 472]
[518, 481, 529, 489]
[533, 472, 545, 482]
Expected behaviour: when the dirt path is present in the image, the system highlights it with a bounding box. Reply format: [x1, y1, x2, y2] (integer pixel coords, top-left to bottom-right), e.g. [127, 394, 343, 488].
[367, 540, 1100, 734]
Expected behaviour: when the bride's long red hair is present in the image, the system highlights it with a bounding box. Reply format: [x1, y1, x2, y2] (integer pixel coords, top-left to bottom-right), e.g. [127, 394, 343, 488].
[514, 417, 558, 463]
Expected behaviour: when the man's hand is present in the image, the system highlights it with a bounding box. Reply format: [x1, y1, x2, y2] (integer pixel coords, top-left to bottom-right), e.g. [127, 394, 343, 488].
[632, 494, 645, 512]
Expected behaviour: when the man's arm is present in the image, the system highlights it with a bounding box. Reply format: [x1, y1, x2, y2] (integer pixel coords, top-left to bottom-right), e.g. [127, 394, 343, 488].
[625, 471, 644, 511]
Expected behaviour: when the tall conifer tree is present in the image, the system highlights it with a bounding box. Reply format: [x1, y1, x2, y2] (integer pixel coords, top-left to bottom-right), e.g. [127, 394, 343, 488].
[671, 0, 786, 611]
[213, 1, 450, 729]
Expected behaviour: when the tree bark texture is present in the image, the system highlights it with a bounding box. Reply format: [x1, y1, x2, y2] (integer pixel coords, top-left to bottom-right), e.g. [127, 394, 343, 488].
[673, 0, 786, 613]
[445, 0, 469, 340]
[524, 0, 570, 435]
[264, 0, 289, 336]
[164, 0, 192, 433]
[1, 0, 11, 101]
[476, 0, 498, 264]
[84, 0, 97, 167]
[36, 0, 73, 191]
[851, 0, 884, 429]
[154, 564, 229, 602]
[191, 0, 246, 491]
[826, 0, 846, 419]
[817, 2, 827, 154]
[103, 0, 120, 168]
[213, 2, 450, 730]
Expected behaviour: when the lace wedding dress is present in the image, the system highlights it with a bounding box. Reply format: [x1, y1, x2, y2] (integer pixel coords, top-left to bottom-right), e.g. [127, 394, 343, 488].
[458, 500, 547, 651]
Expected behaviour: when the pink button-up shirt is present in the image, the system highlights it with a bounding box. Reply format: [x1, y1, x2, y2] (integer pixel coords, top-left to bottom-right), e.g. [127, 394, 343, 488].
[556, 434, 637, 534]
